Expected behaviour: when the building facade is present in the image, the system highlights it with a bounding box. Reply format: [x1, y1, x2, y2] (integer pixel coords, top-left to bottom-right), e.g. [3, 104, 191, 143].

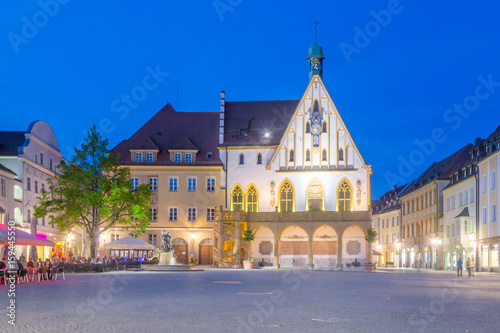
[215, 39, 373, 269]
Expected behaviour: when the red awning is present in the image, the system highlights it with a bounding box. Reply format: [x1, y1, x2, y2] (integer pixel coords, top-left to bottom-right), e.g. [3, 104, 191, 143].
[0, 223, 56, 246]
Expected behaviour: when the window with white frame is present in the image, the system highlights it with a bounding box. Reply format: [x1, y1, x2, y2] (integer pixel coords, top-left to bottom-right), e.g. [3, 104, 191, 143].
[451, 196, 455, 209]
[40, 153, 44, 165]
[464, 191, 468, 204]
[150, 208, 157, 221]
[169, 177, 178, 191]
[149, 234, 157, 246]
[446, 225, 450, 238]
[459, 193, 463, 207]
[185, 153, 193, 162]
[136, 153, 143, 162]
[451, 223, 455, 236]
[206, 208, 215, 221]
[187, 208, 197, 221]
[146, 152, 155, 162]
[446, 198, 450, 211]
[482, 176, 487, 193]
[149, 177, 157, 191]
[470, 189, 474, 202]
[27, 177, 31, 191]
[483, 207, 487, 225]
[174, 153, 182, 163]
[492, 205, 497, 223]
[131, 177, 139, 190]
[1, 178, 5, 197]
[169, 208, 178, 221]
[206, 178, 215, 191]
[111, 233, 119, 241]
[456, 221, 460, 235]
[492, 171, 496, 190]
[35, 180, 38, 193]
[188, 178, 197, 191]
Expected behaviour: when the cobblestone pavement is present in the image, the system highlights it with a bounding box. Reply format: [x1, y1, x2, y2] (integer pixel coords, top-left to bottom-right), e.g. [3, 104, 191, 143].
[1, 269, 499, 333]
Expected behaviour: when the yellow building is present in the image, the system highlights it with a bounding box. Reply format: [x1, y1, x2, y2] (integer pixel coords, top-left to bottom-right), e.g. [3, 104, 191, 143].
[101, 104, 225, 265]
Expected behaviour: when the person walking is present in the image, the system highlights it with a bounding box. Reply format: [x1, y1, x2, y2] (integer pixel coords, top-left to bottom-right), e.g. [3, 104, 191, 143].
[466, 258, 471, 276]
[457, 257, 463, 277]
[471, 257, 476, 277]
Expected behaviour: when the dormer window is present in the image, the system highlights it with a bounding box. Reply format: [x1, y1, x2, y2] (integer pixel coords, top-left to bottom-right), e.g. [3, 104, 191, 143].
[207, 152, 213, 159]
[174, 153, 182, 162]
[185, 153, 193, 162]
[136, 153, 143, 162]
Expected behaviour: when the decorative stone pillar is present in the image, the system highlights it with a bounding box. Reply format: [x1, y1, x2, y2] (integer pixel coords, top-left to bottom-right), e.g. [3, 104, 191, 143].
[273, 231, 280, 269]
[235, 221, 241, 267]
[307, 234, 314, 270]
[336, 232, 343, 270]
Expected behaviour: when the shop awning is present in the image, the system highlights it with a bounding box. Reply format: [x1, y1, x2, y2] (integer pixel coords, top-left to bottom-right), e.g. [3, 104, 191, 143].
[104, 236, 156, 250]
[0, 223, 56, 246]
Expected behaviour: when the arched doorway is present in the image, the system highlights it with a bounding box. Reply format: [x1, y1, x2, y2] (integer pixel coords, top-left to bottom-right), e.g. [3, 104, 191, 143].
[251, 226, 274, 266]
[312, 226, 338, 267]
[223, 240, 236, 263]
[199, 238, 213, 265]
[342, 226, 366, 265]
[172, 238, 188, 264]
[279, 226, 308, 267]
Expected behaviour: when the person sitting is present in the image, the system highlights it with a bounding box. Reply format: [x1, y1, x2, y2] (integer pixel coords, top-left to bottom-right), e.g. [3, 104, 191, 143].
[16, 259, 24, 275]
[0, 258, 6, 270]
[19, 253, 26, 263]
[27, 257, 34, 268]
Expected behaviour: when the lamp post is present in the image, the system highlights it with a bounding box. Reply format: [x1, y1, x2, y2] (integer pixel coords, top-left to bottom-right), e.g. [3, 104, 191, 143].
[395, 241, 401, 267]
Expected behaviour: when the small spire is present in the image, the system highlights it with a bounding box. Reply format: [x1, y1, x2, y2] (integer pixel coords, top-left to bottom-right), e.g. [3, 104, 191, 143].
[314, 21, 319, 43]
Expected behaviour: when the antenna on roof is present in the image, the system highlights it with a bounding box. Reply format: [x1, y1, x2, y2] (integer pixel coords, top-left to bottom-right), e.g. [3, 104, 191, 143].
[176, 80, 179, 111]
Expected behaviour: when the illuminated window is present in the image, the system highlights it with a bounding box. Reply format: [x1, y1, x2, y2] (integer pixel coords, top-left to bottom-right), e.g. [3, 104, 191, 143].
[239, 153, 245, 165]
[246, 185, 258, 212]
[338, 181, 352, 212]
[231, 185, 243, 211]
[279, 180, 294, 212]
[257, 153, 262, 165]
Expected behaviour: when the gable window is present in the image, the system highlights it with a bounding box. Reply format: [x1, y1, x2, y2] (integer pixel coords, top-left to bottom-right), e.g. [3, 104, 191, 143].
[305, 122, 311, 134]
[246, 185, 258, 212]
[206, 178, 215, 191]
[131, 177, 138, 190]
[169, 177, 178, 191]
[136, 153, 143, 162]
[289, 149, 294, 162]
[339, 148, 344, 161]
[185, 153, 193, 163]
[279, 180, 294, 213]
[306, 149, 311, 162]
[239, 153, 244, 165]
[338, 181, 352, 212]
[231, 185, 244, 211]
[257, 153, 262, 165]
[174, 153, 182, 163]
[188, 178, 197, 191]
[322, 149, 327, 161]
[322, 121, 327, 133]
[149, 177, 157, 191]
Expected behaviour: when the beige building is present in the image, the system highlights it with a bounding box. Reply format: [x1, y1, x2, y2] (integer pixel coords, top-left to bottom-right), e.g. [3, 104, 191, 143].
[400, 145, 471, 269]
[478, 126, 500, 271]
[372, 185, 406, 267]
[102, 104, 225, 264]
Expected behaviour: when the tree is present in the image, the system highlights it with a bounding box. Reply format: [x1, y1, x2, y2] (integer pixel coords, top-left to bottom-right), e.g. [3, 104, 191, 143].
[34, 125, 152, 257]
[242, 229, 255, 260]
[365, 227, 378, 264]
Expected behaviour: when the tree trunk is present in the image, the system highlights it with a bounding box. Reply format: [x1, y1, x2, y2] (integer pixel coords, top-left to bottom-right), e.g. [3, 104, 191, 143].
[367, 243, 372, 264]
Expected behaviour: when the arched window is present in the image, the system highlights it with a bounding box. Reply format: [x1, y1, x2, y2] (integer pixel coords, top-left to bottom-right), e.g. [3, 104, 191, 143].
[313, 100, 319, 113]
[231, 185, 243, 211]
[14, 207, 23, 223]
[40, 153, 44, 165]
[239, 153, 244, 165]
[246, 185, 258, 212]
[338, 181, 352, 212]
[279, 180, 294, 212]
[339, 148, 344, 161]
[289, 149, 294, 162]
[322, 149, 327, 161]
[322, 121, 327, 133]
[305, 122, 311, 133]
[257, 153, 262, 165]
[306, 149, 311, 162]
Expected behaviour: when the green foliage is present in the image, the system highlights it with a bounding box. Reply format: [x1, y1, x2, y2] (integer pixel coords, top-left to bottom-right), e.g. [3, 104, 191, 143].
[242, 229, 255, 242]
[34, 125, 152, 257]
[365, 227, 377, 243]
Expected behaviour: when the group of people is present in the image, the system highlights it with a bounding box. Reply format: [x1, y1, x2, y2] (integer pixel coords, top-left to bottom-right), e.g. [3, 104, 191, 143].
[0, 254, 65, 283]
[456, 257, 476, 277]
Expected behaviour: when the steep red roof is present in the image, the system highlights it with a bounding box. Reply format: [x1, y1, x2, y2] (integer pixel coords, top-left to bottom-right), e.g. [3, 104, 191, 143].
[110, 103, 222, 166]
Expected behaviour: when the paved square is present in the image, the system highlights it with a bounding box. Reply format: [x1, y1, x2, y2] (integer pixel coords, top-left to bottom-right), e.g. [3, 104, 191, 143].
[1, 269, 499, 332]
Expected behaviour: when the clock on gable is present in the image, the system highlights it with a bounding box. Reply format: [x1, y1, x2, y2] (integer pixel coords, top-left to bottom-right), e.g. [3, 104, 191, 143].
[311, 114, 322, 146]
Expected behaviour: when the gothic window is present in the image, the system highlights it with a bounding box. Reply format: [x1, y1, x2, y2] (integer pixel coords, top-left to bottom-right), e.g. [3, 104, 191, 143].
[338, 181, 352, 212]
[306, 122, 311, 134]
[339, 148, 344, 161]
[322, 121, 327, 133]
[231, 185, 243, 211]
[306, 149, 311, 162]
[322, 149, 327, 161]
[239, 153, 244, 165]
[289, 149, 294, 162]
[279, 180, 294, 213]
[246, 185, 258, 212]
[313, 100, 319, 113]
[257, 153, 262, 165]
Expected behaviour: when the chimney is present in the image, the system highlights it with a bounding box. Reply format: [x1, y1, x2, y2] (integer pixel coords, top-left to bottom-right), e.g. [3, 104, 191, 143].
[219, 91, 225, 145]
[393, 185, 397, 191]
[475, 137, 481, 145]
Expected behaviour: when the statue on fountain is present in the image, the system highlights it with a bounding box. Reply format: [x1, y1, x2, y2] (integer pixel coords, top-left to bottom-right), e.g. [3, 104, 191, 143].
[160, 230, 174, 253]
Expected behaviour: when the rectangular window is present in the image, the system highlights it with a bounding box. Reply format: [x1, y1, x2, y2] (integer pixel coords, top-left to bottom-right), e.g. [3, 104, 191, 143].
[207, 152, 213, 159]
[206, 178, 215, 191]
[1, 178, 5, 197]
[456, 221, 460, 235]
[169, 208, 178, 221]
[131, 177, 138, 190]
[464, 191, 468, 204]
[136, 153, 143, 162]
[392, 217, 394, 227]
[446, 199, 450, 211]
[470, 189, 474, 202]
[149, 234, 157, 246]
[451, 224, 455, 236]
[451, 196, 455, 209]
[146, 152, 154, 162]
[206, 208, 215, 221]
[27, 177, 31, 191]
[149, 177, 157, 191]
[50, 158, 53, 170]
[492, 205, 497, 223]
[459, 193, 463, 207]
[381, 219, 384, 229]
[185, 153, 192, 162]
[150, 208, 157, 221]
[111, 233, 119, 241]
[483, 208, 487, 225]
[188, 208, 197, 221]
[174, 153, 182, 162]
[169, 177, 178, 191]
[446, 225, 450, 238]
[482, 176, 487, 193]
[492, 171, 496, 190]
[35, 181, 38, 193]
[188, 178, 197, 191]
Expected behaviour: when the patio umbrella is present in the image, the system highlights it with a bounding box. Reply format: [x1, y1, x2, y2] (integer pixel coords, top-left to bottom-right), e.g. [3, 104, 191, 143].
[0, 223, 55, 246]
[104, 236, 155, 250]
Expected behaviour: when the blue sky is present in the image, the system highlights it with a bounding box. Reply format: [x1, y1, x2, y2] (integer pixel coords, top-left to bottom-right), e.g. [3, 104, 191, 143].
[2, 1, 500, 199]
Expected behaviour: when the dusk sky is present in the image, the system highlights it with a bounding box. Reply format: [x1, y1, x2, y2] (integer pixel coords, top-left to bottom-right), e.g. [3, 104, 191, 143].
[2, 1, 500, 198]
